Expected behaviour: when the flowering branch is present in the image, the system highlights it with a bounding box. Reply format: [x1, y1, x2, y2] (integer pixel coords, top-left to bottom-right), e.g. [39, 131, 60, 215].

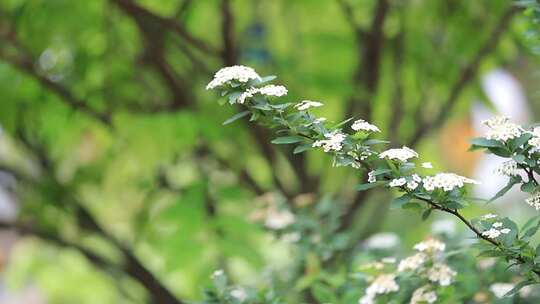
[206, 66, 540, 291]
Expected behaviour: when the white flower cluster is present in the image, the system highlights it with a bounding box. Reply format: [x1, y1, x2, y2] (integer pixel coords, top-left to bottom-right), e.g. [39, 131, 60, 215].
[361, 238, 454, 304]
[482, 116, 523, 142]
[359, 274, 399, 304]
[238, 85, 288, 104]
[312, 131, 347, 152]
[206, 65, 261, 89]
[352, 119, 380, 133]
[495, 160, 520, 177]
[426, 263, 456, 286]
[481, 213, 498, 220]
[422, 172, 479, 192]
[489, 283, 514, 299]
[528, 127, 540, 151]
[421, 162, 433, 169]
[410, 285, 437, 304]
[363, 232, 400, 250]
[525, 191, 540, 210]
[230, 288, 248, 301]
[379, 146, 418, 162]
[294, 100, 323, 111]
[481, 222, 511, 239]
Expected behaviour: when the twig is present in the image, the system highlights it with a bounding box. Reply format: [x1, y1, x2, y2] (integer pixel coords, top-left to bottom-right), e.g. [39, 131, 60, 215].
[407, 6, 518, 147]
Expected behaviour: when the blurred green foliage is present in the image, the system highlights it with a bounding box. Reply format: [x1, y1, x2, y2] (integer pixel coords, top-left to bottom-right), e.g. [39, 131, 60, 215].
[0, 0, 539, 303]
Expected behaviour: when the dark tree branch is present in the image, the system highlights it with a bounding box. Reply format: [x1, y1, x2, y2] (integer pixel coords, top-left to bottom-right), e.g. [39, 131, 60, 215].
[111, 0, 219, 56]
[0, 33, 111, 125]
[220, 0, 237, 65]
[407, 6, 518, 147]
[346, 0, 390, 119]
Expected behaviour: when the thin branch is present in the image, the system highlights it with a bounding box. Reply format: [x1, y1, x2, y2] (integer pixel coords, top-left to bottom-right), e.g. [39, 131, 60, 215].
[407, 6, 519, 147]
[110, 0, 219, 56]
[220, 0, 237, 65]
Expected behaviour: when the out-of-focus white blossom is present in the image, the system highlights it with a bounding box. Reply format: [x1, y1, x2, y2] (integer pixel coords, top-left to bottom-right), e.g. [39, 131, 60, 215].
[364, 232, 400, 250]
[313, 131, 347, 152]
[477, 258, 496, 270]
[526, 192, 540, 210]
[490, 283, 514, 299]
[422, 173, 479, 192]
[265, 209, 295, 230]
[482, 221, 511, 239]
[206, 65, 261, 89]
[211, 269, 224, 279]
[421, 162, 433, 169]
[359, 274, 400, 304]
[398, 253, 427, 272]
[379, 146, 418, 162]
[495, 160, 520, 177]
[414, 238, 446, 253]
[492, 222, 503, 228]
[382, 257, 397, 264]
[410, 286, 437, 304]
[230, 288, 248, 302]
[528, 127, 540, 151]
[427, 263, 456, 286]
[482, 213, 498, 219]
[482, 116, 524, 142]
[352, 119, 380, 133]
[295, 100, 323, 111]
[431, 219, 456, 236]
[389, 178, 407, 187]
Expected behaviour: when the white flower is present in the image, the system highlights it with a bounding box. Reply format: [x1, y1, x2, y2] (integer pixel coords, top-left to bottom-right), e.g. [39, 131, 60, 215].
[352, 119, 380, 133]
[312, 131, 347, 152]
[482, 116, 524, 142]
[422, 172, 479, 192]
[237, 87, 258, 104]
[500, 228, 511, 234]
[295, 100, 323, 111]
[526, 192, 540, 210]
[230, 288, 248, 302]
[265, 209, 295, 230]
[368, 170, 377, 183]
[492, 222, 503, 228]
[410, 286, 437, 304]
[490, 283, 514, 299]
[398, 253, 427, 272]
[482, 228, 501, 239]
[495, 160, 520, 177]
[413, 238, 446, 253]
[379, 146, 418, 162]
[407, 181, 419, 190]
[314, 117, 327, 124]
[421, 162, 433, 169]
[257, 84, 287, 97]
[206, 65, 261, 89]
[427, 263, 456, 286]
[481, 213, 498, 219]
[364, 232, 400, 250]
[528, 127, 540, 150]
[412, 174, 422, 183]
[389, 178, 407, 187]
[281, 232, 301, 243]
[477, 258, 496, 270]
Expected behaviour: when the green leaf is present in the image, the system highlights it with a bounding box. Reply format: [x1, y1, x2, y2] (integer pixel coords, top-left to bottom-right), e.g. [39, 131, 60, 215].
[421, 208, 432, 220]
[488, 147, 512, 157]
[311, 282, 338, 303]
[512, 154, 527, 164]
[271, 135, 305, 144]
[489, 177, 519, 203]
[509, 133, 532, 151]
[293, 143, 312, 154]
[223, 111, 250, 125]
[469, 137, 503, 148]
[227, 91, 242, 104]
[357, 181, 385, 191]
[391, 194, 412, 209]
[504, 280, 535, 297]
[521, 181, 536, 193]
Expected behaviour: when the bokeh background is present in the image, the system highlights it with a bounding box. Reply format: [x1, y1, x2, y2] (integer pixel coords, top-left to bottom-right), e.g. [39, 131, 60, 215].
[0, 0, 539, 303]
